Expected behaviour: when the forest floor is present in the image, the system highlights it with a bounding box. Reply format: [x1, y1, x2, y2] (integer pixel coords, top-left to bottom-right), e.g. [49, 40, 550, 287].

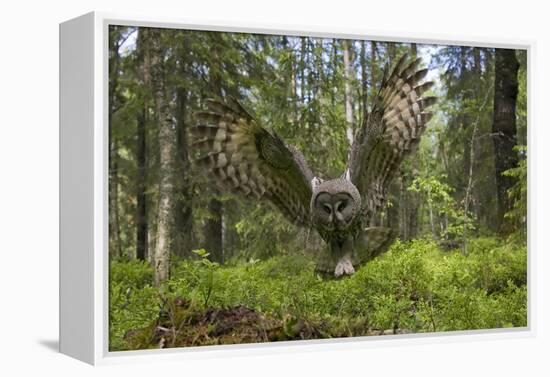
[109, 237, 527, 351]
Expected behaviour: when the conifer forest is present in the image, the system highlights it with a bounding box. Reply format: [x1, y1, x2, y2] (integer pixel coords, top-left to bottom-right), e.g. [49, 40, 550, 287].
[108, 26, 528, 351]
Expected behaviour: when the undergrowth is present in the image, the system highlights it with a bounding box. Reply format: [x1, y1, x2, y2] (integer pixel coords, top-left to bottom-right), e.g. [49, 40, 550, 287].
[109, 237, 527, 351]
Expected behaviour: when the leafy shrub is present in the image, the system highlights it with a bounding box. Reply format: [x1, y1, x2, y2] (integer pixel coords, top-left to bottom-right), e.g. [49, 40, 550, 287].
[503, 146, 527, 240]
[109, 260, 158, 351]
[409, 175, 475, 240]
[110, 259, 154, 288]
[109, 237, 527, 350]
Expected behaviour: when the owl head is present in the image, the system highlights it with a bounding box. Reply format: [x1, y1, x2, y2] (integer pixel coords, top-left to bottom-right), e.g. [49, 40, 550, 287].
[310, 177, 361, 231]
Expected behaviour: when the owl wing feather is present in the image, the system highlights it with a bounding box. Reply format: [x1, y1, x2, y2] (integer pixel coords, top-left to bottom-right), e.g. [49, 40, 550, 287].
[191, 98, 314, 226]
[347, 54, 436, 219]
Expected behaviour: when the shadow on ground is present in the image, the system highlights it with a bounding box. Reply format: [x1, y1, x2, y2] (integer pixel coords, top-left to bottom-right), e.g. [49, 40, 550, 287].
[38, 339, 59, 352]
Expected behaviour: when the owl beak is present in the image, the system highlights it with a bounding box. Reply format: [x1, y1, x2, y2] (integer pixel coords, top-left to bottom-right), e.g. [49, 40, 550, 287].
[333, 212, 346, 230]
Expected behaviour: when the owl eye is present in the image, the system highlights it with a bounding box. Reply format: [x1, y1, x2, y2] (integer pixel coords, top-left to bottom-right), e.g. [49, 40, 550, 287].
[323, 204, 332, 214]
[337, 202, 346, 212]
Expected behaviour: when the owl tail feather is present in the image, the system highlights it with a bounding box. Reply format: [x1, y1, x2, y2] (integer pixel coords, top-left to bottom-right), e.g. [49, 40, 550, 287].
[314, 227, 395, 278]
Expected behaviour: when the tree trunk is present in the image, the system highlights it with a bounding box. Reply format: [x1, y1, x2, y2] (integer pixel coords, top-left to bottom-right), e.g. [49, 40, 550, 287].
[313, 39, 325, 131]
[461, 46, 485, 251]
[360, 40, 368, 116]
[109, 140, 122, 258]
[428, 191, 436, 238]
[387, 43, 396, 63]
[330, 40, 338, 106]
[473, 47, 481, 74]
[108, 27, 122, 258]
[205, 199, 224, 263]
[399, 176, 408, 240]
[289, 38, 298, 123]
[300, 37, 306, 104]
[406, 42, 419, 240]
[135, 29, 150, 261]
[173, 39, 194, 259]
[460, 47, 475, 196]
[411, 43, 417, 58]
[203, 34, 226, 264]
[492, 49, 519, 234]
[136, 109, 148, 261]
[370, 41, 377, 105]
[342, 39, 354, 148]
[151, 30, 173, 286]
[463, 85, 492, 253]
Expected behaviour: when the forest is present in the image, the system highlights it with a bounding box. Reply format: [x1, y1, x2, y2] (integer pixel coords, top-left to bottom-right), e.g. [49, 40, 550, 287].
[108, 26, 528, 351]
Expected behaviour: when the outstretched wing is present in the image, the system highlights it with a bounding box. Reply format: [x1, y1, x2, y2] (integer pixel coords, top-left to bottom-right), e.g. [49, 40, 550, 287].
[347, 54, 436, 219]
[191, 98, 314, 226]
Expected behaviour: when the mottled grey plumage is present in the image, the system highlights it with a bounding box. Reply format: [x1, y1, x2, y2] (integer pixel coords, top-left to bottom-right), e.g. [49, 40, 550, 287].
[347, 54, 436, 221]
[191, 54, 436, 277]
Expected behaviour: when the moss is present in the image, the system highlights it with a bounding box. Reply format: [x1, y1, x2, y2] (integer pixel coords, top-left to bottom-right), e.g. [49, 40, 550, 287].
[110, 237, 528, 351]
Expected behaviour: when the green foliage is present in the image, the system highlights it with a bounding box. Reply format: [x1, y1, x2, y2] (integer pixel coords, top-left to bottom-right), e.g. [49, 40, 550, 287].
[409, 175, 475, 240]
[109, 260, 158, 351]
[110, 238, 527, 350]
[110, 259, 154, 287]
[426, 239, 527, 330]
[516, 51, 528, 145]
[234, 204, 299, 259]
[186, 249, 220, 307]
[503, 146, 527, 240]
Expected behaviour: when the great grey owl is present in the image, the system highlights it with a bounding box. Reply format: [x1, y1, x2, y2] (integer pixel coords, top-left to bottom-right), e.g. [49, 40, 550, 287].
[191, 54, 436, 277]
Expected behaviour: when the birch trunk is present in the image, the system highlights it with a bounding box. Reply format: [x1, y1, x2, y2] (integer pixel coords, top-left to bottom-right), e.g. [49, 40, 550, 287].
[151, 30, 173, 286]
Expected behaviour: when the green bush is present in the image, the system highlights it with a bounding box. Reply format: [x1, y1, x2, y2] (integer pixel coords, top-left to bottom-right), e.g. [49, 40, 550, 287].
[109, 237, 528, 350]
[110, 259, 154, 288]
[109, 260, 158, 351]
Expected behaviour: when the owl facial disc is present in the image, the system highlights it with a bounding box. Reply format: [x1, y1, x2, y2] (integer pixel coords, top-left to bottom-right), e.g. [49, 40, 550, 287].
[310, 178, 361, 231]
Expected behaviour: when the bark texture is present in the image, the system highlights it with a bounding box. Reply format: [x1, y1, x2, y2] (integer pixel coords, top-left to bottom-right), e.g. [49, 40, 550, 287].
[492, 49, 519, 234]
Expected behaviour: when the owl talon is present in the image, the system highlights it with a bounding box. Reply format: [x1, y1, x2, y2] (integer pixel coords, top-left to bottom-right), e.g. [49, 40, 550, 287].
[334, 258, 355, 277]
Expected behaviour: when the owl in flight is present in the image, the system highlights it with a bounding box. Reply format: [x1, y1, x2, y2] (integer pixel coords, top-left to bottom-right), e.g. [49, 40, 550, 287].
[192, 54, 436, 277]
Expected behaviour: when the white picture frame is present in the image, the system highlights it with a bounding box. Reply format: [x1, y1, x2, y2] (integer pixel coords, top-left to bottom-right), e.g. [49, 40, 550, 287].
[59, 11, 535, 365]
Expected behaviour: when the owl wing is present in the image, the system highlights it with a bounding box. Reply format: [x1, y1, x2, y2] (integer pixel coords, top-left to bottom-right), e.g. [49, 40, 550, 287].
[191, 98, 314, 226]
[347, 54, 436, 219]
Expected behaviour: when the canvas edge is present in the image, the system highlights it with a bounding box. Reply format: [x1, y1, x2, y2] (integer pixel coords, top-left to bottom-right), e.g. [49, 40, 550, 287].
[92, 10, 534, 49]
[58, 10, 536, 366]
[59, 11, 97, 365]
[526, 39, 535, 340]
